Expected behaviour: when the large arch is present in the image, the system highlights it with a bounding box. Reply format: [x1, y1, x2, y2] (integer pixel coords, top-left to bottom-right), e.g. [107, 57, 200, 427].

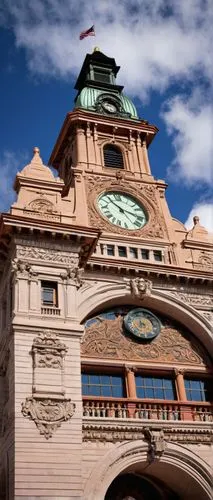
[78, 282, 213, 356]
[82, 440, 212, 500]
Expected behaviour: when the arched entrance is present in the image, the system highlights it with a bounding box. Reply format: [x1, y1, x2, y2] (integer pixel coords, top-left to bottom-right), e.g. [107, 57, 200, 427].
[105, 472, 178, 500]
[83, 441, 212, 500]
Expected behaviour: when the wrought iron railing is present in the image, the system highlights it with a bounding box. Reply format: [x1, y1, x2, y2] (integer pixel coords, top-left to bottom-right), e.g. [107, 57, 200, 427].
[82, 397, 213, 422]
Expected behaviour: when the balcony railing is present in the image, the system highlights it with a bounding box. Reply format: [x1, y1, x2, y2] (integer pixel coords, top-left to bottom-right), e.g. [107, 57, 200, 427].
[82, 397, 213, 422]
[41, 307, 61, 316]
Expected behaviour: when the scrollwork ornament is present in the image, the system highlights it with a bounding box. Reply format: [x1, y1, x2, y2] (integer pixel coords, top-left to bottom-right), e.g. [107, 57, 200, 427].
[22, 397, 75, 439]
[16, 246, 79, 266]
[32, 331, 68, 369]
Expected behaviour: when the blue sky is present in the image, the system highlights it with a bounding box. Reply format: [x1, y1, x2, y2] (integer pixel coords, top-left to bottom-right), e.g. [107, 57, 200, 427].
[0, 0, 212, 231]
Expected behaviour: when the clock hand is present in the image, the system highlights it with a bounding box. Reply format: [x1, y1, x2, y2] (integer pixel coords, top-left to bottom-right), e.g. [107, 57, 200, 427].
[109, 199, 137, 217]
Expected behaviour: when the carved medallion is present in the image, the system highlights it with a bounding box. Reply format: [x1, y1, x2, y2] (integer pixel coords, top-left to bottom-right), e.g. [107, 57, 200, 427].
[22, 396, 75, 439]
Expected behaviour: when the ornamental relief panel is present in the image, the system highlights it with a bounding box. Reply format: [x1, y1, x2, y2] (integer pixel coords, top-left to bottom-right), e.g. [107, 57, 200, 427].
[81, 309, 209, 366]
[16, 245, 79, 266]
[22, 330, 75, 438]
[168, 291, 213, 308]
[24, 198, 60, 222]
[85, 175, 168, 239]
[193, 251, 213, 271]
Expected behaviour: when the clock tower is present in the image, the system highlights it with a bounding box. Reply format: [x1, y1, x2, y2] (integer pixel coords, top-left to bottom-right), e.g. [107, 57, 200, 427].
[0, 49, 212, 500]
[49, 48, 180, 267]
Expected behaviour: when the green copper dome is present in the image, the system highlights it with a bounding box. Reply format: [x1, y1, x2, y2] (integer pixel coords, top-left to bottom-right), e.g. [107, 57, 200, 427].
[75, 87, 138, 119]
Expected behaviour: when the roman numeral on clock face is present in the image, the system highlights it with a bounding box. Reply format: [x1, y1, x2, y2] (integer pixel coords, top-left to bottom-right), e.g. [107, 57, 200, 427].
[98, 192, 147, 230]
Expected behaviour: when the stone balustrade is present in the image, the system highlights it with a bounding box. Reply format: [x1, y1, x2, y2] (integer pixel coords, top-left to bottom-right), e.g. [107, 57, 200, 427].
[41, 307, 61, 316]
[82, 398, 213, 422]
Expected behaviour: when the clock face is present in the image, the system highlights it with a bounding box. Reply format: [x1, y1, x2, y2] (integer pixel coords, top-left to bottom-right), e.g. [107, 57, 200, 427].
[124, 308, 161, 340]
[102, 101, 117, 113]
[98, 192, 147, 230]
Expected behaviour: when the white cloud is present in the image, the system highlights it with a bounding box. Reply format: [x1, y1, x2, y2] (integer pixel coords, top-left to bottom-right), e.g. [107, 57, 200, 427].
[161, 92, 213, 185]
[0, 150, 28, 212]
[1, 0, 213, 188]
[185, 201, 213, 233]
[1, 0, 212, 97]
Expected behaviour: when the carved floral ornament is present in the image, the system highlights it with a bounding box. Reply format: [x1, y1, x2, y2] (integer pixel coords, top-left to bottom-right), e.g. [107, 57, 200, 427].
[22, 397, 75, 439]
[85, 175, 167, 238]
[22, 331, 75, 438]
[81, 308, 208, 366]
[32, 331, 68, 369]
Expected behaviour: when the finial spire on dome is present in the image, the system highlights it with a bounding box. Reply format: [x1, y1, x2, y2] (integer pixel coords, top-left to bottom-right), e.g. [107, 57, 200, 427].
[93, 46, 100, 52]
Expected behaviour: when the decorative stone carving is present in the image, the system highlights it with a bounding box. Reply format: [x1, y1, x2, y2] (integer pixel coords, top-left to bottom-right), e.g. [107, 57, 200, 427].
[32, 331, 68, 369]
[11, 259, 37, 279]
[82, 423, 213, 444]
[61, 266, 84, 288]
[22, 330, 74, 438]
[82, 314, 208, 365]
[202, 311, 213, 323]
[22, 396, 75, 439]
[169, 291, 213, 308]
[130, 277, 152, 298]
[16, 246, 79, 266]
[23, 197, 61, 221]
[85, 175, 167, 239]
[27, 198, 56, 213]
[194, 251, 213, 271]
[143, 427, 166, 459]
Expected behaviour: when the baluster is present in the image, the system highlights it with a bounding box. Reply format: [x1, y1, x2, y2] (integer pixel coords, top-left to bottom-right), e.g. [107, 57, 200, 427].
[91, 402, 96, 417]
[106, 402, 110, 417]
[173, 406, 179, 420]
[158, 405, 163, 420]
[101, 402, 106, 417]
[123, 405, 128, 418]
[111, 402, 115, 418]
[168, 405, 173, 420]
[117, 403, 122, 418]
[96, 402, 100, 417]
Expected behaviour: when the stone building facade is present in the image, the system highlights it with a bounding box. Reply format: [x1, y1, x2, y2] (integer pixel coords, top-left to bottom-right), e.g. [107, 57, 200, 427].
[0, 49, 212, 499]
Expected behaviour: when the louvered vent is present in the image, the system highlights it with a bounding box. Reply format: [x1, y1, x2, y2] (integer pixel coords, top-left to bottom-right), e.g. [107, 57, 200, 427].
[103, 145, 124, 169]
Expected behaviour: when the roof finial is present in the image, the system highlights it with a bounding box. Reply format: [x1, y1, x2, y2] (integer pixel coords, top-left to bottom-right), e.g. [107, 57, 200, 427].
[93, 46, 100, 52]
[33, 146, 40, 155]
[193, 215, 200, 226]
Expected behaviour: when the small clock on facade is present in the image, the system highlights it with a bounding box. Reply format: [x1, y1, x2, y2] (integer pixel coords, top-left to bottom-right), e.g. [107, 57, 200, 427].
[102, 101, 118, 113]
[124, 308, 161, 340]
[98, 191, 147, 230]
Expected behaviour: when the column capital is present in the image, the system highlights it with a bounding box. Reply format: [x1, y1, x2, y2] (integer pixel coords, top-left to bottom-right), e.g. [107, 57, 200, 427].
[174, 368, 185, 376]
[124, 365, 137, 373]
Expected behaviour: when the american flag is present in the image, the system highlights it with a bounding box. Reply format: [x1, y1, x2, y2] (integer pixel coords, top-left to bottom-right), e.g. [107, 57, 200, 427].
[79, 25, 95, 40]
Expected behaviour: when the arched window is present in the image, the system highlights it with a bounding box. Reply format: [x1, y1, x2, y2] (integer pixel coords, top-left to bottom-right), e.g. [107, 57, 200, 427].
[103, 144, 124, 169]
[81, 307, 213, 422]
